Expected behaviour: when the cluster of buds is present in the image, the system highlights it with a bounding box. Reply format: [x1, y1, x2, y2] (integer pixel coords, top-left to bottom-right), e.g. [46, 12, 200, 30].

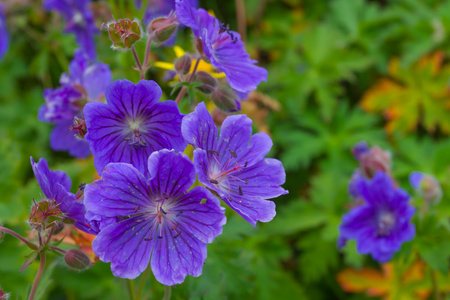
[28, 199, 66, 231]
[105, 18, 142, 50]
[409, 171, 442, 206]
[352, 141, 392, 178]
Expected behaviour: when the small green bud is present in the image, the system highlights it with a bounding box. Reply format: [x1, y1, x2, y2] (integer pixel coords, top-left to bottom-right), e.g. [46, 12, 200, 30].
[148, 12, 178, 45]
[211, 86, 240, 112]
[64, 249, 91, 271]
[174, 55, 192, 75]
[194, 71, 217, 94]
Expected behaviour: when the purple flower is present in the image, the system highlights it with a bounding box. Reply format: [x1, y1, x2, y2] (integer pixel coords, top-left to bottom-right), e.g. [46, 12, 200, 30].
[84, 79, 186, 175]
[182, 102, 287, 226]
[143, 0, 197, 25]
[338, 171, 416, 262]
[175, 0, 268, 93]
[44, 0, 97, 61]
[30, 157, 91, 233]
[351, 141, 370, 160]
[39, 49, 111, 158]
[84, 149, 226, 284]
[0, 4, 9, 61]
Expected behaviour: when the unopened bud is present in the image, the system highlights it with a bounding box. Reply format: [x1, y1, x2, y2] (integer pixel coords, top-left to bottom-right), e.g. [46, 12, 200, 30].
[52, 221, 65, 235]
[148, 12, 178, 45]
[106, 18, 141, 50]
[352, 141, 370, 159]
[194, 71, 217, 94]
[409, 171, 442, 205]
[174, 55, 191, 75]
[359, 146, 391, 177]
[65, 249, 91, 271]
[29, 199, 62, 230]
[196, 38, 204, 55]
[211, 86, 241, 112]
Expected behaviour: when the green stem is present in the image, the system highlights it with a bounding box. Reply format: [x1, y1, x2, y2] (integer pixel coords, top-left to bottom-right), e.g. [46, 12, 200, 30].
[431, 269, 442, 300]
[136, 267, 150, 300]
[131, 46, 145, 80]
[174, 58, 201, 104]
[0, 226, 38, 250]
[162, 285, 171, 300]
[127, 279, 136, 300]
[28, 252, 46, 300]
[142, 33, 154, 70]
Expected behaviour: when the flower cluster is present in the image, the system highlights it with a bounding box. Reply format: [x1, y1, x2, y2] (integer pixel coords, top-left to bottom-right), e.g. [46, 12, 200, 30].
[339, 142, 416, 263]
[0, 3, 8, 61]
[39, 49, 111, 158]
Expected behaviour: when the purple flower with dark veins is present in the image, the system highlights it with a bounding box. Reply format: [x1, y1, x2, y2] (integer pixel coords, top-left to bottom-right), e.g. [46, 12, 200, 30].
[182, 102, 288, 226]
[175, 0, 268, 93]
[0, 3, 9, 61]
[39, 49, 111, 158]
[84, 79, 186, 175]
[44, 0, 97, 61]
[84, 149, 226, 284]
[338, 171, 416, 262]
[30, 157, 92, 233]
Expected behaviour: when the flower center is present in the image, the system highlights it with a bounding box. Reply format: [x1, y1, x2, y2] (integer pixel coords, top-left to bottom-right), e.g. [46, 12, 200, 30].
[125, 119, 148, 149]
[376, 212, 395, 236]
[208, 149, 247, 195]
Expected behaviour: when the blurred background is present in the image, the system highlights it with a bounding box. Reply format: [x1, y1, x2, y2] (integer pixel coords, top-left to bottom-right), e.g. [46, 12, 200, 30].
[2, 0, 450, 299]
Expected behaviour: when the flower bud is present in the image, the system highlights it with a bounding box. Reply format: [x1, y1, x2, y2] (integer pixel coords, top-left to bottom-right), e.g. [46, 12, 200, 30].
[106, 18, 141, 50]
[29, 199, 62, 230]
[211, 86, 241, 112]
[174, 55, 191, 75]
[194, 71, 217, 94]
[358, 146, 391, 178]
[148, 12, 178, 45]
[409, 171, 442, 205]
[64, 249, 91, 271]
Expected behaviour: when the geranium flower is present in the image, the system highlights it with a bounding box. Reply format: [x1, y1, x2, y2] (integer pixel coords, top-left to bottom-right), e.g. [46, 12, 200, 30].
[84, 79, 186, 175]
[39, 49, 111, 158]
[175, 0, 267, 93]
[182, 102, 288, 226]
[338, 171, 416, 262]
[30, 157, 91, 233]
[84, 149, 226, 284]
[0, 4, 9, 61]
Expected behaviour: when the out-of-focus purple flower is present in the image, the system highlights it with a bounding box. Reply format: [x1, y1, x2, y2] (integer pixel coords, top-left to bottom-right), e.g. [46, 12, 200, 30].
[143, 0, 197, 25]
[182, 102, 288, 226]
[39, 50, 111, 158]
[84, 80, 186, 175]
[348, 169, 363, 199]
[84, 149, 226, 284]
[338, 171, 415, 262]
[0, 4, 9, 61]
[30, 157, 92, 233]
[351, 141, 370, 160]
[409, 171, 442, 205]
[175, 0, 268, 93]
[44, 0, 97, 61]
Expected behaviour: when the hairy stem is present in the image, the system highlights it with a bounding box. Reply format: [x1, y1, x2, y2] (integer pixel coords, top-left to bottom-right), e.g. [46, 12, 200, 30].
[28, 252, 46, 300]
[143, 33, 154, 70]
[162, 285, 172, 300]
[131, 46, 145, 80]
[136, 267, 151, 300]
[174, 58, 201, 104]
[0, 226, 38, 249]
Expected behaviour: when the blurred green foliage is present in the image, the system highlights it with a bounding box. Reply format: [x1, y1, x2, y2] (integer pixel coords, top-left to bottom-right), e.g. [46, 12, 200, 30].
[1, 0, 450, 299]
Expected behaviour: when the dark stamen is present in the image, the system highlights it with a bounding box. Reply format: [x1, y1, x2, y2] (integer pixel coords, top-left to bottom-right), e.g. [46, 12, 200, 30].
[172, 224, 178, 230]
[208, 150, 219, 155]
[78, 183, 86, 190]
[157, 236, 163, 239]
[160, 207, 167, 215]
[176, 211, 183, 217]
[173, 231, 181, 239]
[245, 180, 248, 185]
[144, 237, 153, 241]
[239, 186, 243, 195]
[133, 206, 140, 213]
[163, 192, 169, 199]
[229, 149, 237, 158]
[210, 179, 219, 184]
[244, 161, 248, 167]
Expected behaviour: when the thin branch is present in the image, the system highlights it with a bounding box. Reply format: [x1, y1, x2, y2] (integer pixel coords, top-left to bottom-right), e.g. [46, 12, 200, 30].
[174, 58, 201, 104]
[28, 252, 46, 300]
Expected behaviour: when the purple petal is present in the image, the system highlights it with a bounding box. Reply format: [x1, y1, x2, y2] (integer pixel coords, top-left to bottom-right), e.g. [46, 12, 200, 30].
[171, 186, 225, 243]
[83, 62, 112, 100]
[409, 171, 424, 190]
[0, 4, 9, 61]
[65, 49, 89, 85]
[181, 102, 218, 150]
[92, 215, 156, 279]
[85, 163, 155, 217]
[151, 223, 206, 285]
[175, 0, 199, 35]
[104, 80, 161, 118]
[30, 157, 72, 199]
[147, 150, 195, 199]
[50, 121, 91, 158]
